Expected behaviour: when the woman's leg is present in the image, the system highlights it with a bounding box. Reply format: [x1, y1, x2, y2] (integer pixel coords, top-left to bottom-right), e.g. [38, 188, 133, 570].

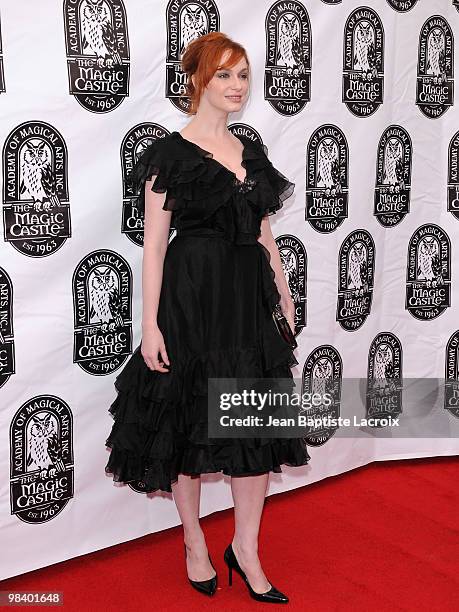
[230, 472, 272, 593]
[172, 473, 216, 581]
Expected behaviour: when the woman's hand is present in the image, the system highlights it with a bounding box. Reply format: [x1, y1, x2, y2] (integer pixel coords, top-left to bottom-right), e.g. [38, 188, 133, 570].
[141, 325, 170, 373]
[279, 295, 295, 334]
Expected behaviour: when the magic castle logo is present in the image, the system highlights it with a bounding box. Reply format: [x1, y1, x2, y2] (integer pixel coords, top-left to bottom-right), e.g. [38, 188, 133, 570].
[405, 224, 451, 321]
[416, 15, 454, 119]
[10, 395, 74, 524]
[447, 130, 459, 220]
[63, 0, 130, 113]
[72, 250, 132, 375]
[166, 0, 219, 113]
[0, 266, 14, 389]
[445, 330, 459, 418]
[264, 1, 311, 116]
[301, 345, 342, 445]
[121, 124, 173, 248]
[2, 121, 71, 257]
[336, 230, 375, 331]
[306, 125, 349, 233]
[276, 234, 307, 335]
[342, 6, 384, 117]
[366, 333, 403, 425]
[374, 125, 412, 227]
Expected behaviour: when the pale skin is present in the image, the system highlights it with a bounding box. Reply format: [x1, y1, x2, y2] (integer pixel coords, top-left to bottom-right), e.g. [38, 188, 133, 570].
[141, 51, 295, 593]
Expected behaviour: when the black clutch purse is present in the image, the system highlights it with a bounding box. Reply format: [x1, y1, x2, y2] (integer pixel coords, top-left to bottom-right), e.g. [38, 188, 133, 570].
[272, 303, 297, 349]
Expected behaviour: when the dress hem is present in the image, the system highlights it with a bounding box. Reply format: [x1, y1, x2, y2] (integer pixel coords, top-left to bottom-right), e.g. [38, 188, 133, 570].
[105, 442, 311, 493]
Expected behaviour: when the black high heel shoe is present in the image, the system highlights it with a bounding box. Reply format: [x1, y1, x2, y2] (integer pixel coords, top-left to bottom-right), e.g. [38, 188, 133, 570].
[184, 543, 218, 596]
[223, 543, 289, 604]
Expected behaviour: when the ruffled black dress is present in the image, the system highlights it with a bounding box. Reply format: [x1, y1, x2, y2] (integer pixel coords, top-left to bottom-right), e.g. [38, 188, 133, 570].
[105, 131, 310, 492]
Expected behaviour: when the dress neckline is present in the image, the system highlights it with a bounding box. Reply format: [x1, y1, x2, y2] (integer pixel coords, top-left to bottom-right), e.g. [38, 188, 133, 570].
[173, 130, 249, 184]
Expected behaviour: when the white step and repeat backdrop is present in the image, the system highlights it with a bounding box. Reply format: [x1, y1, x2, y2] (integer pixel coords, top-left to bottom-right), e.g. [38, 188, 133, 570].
[1, 0, 459, 580]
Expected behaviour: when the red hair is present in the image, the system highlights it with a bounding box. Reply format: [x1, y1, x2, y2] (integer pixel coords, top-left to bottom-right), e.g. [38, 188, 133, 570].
[180, 32, 250, 115]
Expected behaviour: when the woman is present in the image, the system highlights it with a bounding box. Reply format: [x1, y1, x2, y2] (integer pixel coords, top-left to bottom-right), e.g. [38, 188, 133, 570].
[105, 32, 310, 603]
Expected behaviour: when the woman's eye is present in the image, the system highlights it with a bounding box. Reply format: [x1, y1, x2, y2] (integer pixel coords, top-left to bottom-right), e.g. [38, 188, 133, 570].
[217, 73, 248, 79]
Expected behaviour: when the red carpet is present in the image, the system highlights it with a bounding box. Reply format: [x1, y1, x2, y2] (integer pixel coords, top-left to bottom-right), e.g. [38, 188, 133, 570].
[2, 456, 458, 611]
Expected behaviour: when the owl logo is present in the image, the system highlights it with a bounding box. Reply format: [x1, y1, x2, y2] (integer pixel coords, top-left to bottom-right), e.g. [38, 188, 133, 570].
[26, 412, 65, 479]
[426, 27, 446, 84]
[417, 237, 443, 287]
[280, 249, 299, 301]
[89, 266, 123, 331]
[20, 139, 60, 211]
[383, 138, 405, 193]
[303, 345, 343, 443]
[372, 343, 396, 392]
[317, 138, 341, 196]
[347, 242, 368, 295]
[353, 20, 377, 80]
[276, 13, 304, 75]
[180, 5, 207, 55]
[298, 358, 333, 423]
[81, 0, 121, 67]
[311, 358, 333, 402]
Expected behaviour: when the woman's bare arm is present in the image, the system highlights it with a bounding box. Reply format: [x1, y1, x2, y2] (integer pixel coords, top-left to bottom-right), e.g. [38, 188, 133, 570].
[257, 214, 295, 329]
[141, 177, 172, 332]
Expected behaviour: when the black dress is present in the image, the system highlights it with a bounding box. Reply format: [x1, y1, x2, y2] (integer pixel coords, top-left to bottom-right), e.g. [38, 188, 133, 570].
[105, 131, 311, 492]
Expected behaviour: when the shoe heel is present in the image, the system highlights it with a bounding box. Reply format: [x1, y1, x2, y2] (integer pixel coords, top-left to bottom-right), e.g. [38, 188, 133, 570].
[228, 565, 232, 586]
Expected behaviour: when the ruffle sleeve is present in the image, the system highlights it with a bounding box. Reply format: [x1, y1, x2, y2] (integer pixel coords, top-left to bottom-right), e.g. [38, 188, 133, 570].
[126, 134, 236, 219]
[242, 139, 295, 217]
[125, 138, 174, 215]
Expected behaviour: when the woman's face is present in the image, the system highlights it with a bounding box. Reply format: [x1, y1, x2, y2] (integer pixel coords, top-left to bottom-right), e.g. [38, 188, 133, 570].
[202, 51, 250, 112]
